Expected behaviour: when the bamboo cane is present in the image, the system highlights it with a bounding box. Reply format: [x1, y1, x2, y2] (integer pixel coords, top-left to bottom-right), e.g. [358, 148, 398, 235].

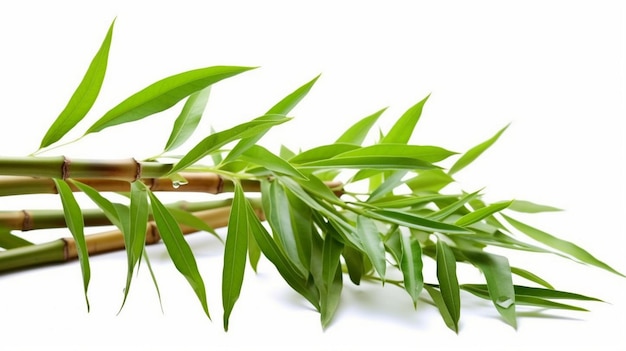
[0, 206, 243, 273]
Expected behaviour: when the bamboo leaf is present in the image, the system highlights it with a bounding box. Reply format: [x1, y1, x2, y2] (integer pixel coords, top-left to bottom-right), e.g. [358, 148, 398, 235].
[224, 75, 319, 163]
[399, 231, 424, 307]
[424, 285, 458, 333]
[367, 170, 408, 203]
[296, 155, 437, 170]
[356, 216, 386, 280]
[53, 179, 90, 310]
[320, 233, 344, 328]
[502, 214, 624, 276]
[455, 200, 512, 227]
[0, 230, 33, 249]
[369, 209, 472, 234]
[381, 94, 430, 144]
[508, 200, 562, 213]
[141, 250, 163, 313]
[148, 190, 210, 319]
[406, 169, 455, 193]
[169, 114, 291, 174]
[336, 108, 386, 145]
[289, 143, 360, 164]
[463, 250, 517, 328]
[240, 145, 308, 180]
[39, 20, 115, 149]
[72, 180, 123, 229]
[427, 190, 481, 221]
[163, 86, 211, 152]
[342, 245, 365, 285]
[86, 65, 254, 134]
[436, 240, 460, 330]
[511, 267, 554, 289]
[166, 207, 222, 242]
[448, 124, 509, 175]
[335, 144, 456, 163]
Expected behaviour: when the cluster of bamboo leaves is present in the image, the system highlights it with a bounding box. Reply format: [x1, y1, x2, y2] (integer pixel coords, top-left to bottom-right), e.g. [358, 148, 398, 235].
[1, 20, 622, 333]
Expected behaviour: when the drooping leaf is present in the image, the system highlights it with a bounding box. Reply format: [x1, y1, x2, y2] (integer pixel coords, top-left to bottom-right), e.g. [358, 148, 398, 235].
[511, 267, 554, 289]
[223, 75, 319, 163]
[71, 180, 123, 229]
[356, 216, 386, 281]
[163, 86, 211, 152]
[336, 108, 386, 145]
[381, 94, 430, 144]
[463, 250, 517, 328]
[39, 20, 115, 149]
[86, 65, 254, 134]
[166, 207, 222, 242]
[448, 124, 509, 175]
[147, 190, 210, 319]
[342, 245, 365, 285]
[169, 114, 291, 174]
[399, 231, 424, 307]
[424, 285, 458, 333]
[53, 179, 90, 310]
[141, 250, 163, 313]
[502, 214, 624, 276]
[436, 240, 460, 331]
[320, 233, 344, 328]
[240, 145, 308, 180]
[455, 200, 512, 227]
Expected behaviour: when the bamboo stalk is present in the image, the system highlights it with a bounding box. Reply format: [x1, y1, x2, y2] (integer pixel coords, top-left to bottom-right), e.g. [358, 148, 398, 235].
[0, 206, 238, 273]
[0, 199, 235, 231]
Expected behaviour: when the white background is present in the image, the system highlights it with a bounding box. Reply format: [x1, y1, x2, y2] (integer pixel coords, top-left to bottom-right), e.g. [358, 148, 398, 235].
[0, 1, 625, 350]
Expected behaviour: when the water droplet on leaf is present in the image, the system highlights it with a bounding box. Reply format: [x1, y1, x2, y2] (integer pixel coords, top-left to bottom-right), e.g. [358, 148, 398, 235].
[496, 296, 514, 309]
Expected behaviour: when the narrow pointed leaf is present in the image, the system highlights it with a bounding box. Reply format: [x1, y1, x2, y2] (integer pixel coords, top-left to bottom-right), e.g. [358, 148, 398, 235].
[72, 180, 123, 229]
[222, 183, 250, 330]
[336, 108, 386, 145]
[141, 250, 163, 313]
[40, 20, 114, 148]
[427, 190, 481, 221]
[86, 65, 254, 134]
[53, 179, 90, 310]
[356, 216, 386, 280]
[166, 207, 222, 242]
[224, 75, 319, 163]
[335, 144, 456, 163]
[399, 231, 424, 307]
[240, 145, 308, 180]
[148, 190, 210, 318]
[406, 169, 455, 193]
[436, 240, 460, 329]
[424, 285, 458, 333]
[448, 124, 509, 175]
[164, 86, 211, 152]
[0, 230, 33, 249]
[289, 143, 360, 164]
[455, 200, 512, 227]
[367, 170, 408, 203]
[369, 209, 472, 234]
[169, 114, 291, 174]
[381, 94, 430, 144]
[463, 250, 517, 328]
[508, 200, 562, 213]
[297, 155, 437, 170]
[320, 234, 344, 328]
[502, 214, 624, 276]
[342, 245, 365, 285]
[511, 267, 554, 289]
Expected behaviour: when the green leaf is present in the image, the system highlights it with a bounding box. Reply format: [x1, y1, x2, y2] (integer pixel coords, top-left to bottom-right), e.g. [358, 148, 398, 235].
[508, 200, 562, 213]
[381, 94, 430, 144]
[502, 214, 624, 276]
[367, 193, 459, 209]
[406, 169, 455, 193]
[511, 267, 554, 289]
[336, 108, 386, 145]
[366, 170, 408, 203]
[320, 233, 344, 328]
[335, 144, 457, 163]
[399, 231, 424, 307]
[463, 250, 516, 328]
[424, 285, 458, 333]
[222, 183, 250, 331]
[0, 230, 33, 249]
[72, 180, 123, 229]
[240, 145, 308, 180]
[39, 20, 114, 149]
[436, 240, 460, 331]
[148, 190, 210, 319]
[369, 209, 472, 234]
[141, 250, 163, 313]
[427, 190, 481, 221]
[289, 144, 360, 164]
[163, 86, 211, 152]
[53, 179, 90, 310]
[356, 216, 386, 281]
[455, 200, 512, 227]
[86, 65, 254, 134]
[342, 245, 365, 285]
[166, 207, 222, 242]
[448, 124, 509, 175]
[169, 114, 291, 174]
[223, 75, 319, 163]
[356, 216, 387, 282]
[297, 155, 437, 170]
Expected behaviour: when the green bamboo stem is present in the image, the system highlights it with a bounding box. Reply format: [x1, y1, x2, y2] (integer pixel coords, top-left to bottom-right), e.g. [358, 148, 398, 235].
[0, 199, 235, 231]
[0, 206, 238, 273]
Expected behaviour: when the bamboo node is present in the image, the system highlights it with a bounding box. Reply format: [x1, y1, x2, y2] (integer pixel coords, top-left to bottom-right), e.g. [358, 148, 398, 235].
[132, 158, 142, 182]
[216, 175, 224, 194]
[21, 210, 33, 231]
[61, 156, 71, 180]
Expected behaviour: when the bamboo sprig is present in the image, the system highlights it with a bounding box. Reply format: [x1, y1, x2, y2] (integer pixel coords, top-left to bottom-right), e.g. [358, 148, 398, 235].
[0, 19, 622, 333]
